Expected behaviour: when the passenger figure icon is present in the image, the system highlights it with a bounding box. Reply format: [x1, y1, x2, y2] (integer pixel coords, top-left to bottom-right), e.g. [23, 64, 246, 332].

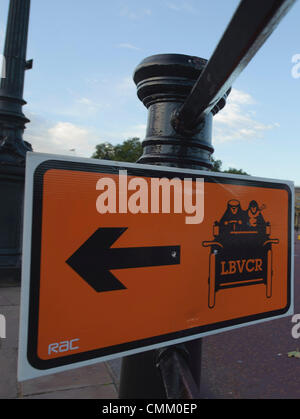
[246, 200, 266, 232]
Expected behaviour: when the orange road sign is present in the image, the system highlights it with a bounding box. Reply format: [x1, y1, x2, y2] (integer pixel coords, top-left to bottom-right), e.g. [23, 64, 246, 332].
[18, 153, 294, 380]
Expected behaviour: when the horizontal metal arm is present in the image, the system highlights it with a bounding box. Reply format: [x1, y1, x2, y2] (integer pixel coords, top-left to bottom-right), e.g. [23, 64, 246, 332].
[172, 0, 296, 133]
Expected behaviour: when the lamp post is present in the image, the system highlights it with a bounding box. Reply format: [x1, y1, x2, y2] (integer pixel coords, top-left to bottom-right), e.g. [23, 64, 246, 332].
[0, 0, 32, 285]
[119, 54, 230, 398]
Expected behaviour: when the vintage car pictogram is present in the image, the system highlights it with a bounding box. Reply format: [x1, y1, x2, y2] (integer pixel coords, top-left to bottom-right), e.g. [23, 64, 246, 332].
[202, 200, 279, 309]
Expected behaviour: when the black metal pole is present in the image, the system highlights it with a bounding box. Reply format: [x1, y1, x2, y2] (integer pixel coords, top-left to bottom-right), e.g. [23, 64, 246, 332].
[172, 0, 296, 133]
[0, 0, 32, 285]
[118, 54, 229, 399]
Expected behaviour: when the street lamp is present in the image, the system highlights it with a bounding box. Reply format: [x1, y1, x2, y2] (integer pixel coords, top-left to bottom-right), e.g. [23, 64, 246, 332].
[0, 0, 32, 285]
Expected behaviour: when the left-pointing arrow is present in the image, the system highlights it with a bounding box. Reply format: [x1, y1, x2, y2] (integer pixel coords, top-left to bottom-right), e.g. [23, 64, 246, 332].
[66, 228, 181, 292]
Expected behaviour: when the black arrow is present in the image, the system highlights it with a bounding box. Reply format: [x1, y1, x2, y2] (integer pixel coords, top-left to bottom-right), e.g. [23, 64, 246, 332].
[66, 228, 181, 292]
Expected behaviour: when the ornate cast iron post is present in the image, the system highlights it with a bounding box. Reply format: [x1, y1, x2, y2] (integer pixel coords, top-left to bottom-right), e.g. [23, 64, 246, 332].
[0, 0, 32, 285]
[119, 53, 230, 398]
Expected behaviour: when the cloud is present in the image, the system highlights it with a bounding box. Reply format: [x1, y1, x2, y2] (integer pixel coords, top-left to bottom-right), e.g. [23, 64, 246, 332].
[117, 43, 140, 51]
[227, 89, 255, 105]
[24, 113, 99, 157]
[120, 7, 152, 20]
[44, 94, 111, 120]
[25, 86, 272, 159]
[213, 88, 278, 143]
[0, 26, 5, 49]
[23, 113, 146, 158]
[121, 124, 147, 140]
[75, 97, 104, 113]
[166, 1, 198, 13]
[114, 76, 136, 96]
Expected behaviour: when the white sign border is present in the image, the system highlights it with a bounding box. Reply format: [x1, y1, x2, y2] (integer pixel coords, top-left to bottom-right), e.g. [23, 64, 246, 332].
[18, 152, 295, 381]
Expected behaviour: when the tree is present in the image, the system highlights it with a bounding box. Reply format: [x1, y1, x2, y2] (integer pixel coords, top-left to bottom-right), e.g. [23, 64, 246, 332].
[211, 157, 223, 172]
[92, 140, 249, 175]
[114, 138, 142, 163]
[92, 142, 115, 160]
[92, 137, 142, 163]
[211, 156, 249, 175]
[223, 167, 249, 175]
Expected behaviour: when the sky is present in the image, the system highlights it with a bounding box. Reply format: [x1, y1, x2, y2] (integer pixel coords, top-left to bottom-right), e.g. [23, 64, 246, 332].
[1, 0, 300, 184]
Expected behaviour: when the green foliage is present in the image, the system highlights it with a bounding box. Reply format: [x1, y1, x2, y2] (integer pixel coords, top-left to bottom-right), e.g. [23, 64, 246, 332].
[288, 349, 300, 358]
[92, 138, 142, 163]
[223, 168, 250, 175]
[211, 157, 223, 172]
[211, 157, 250, 176]
[91, 140, 249, 175]
[92, 142, 115, 160]
[114, 138, 143, 163]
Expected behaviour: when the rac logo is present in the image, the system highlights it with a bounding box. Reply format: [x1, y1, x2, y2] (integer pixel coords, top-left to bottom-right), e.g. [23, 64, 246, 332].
[48, 338, 80, 356]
